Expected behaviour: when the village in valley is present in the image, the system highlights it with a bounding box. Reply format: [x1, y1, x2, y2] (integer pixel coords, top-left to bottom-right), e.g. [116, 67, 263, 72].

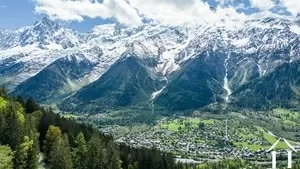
[113, 118, 294, 162]
[70, 108, 300, 165]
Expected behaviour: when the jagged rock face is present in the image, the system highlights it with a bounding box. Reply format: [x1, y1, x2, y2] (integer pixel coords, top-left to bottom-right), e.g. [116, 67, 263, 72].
[0, 18, 85, 50]
[1, 16, 300, 113]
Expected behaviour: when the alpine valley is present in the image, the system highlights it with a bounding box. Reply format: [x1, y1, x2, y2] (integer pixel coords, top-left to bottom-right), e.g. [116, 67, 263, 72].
[4, 10, 300, 168]
[1, 15, 300, 114]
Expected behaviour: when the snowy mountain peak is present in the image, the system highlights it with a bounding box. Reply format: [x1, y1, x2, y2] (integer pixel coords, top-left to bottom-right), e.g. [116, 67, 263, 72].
[90, 24, 117, 35]
[121, 40, 159, 68]
[34, 17, 60, 30]
[0, 28, 12, 37]
[1, 16, 300, 96]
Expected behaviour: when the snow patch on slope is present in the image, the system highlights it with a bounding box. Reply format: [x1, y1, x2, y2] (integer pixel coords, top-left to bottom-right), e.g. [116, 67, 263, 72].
[1, 15, 300, 100]
[232, 37, 249, 47]
[290, 25, 300, 34]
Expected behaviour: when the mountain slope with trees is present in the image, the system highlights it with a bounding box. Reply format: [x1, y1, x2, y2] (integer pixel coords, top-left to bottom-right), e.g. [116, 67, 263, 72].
[58, 56, 165, 113]
[155, 50, 226, 112]
[12, 54, 95, 103]
[0, 88, 180, 169]
[231, 60, 300, 110]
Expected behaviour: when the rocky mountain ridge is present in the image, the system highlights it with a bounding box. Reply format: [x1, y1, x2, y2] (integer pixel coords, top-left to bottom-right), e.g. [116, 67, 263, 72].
[1, 15, 300, 113]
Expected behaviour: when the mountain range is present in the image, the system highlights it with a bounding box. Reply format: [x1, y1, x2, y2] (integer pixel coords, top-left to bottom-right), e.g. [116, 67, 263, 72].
[1, 15, 300, 114]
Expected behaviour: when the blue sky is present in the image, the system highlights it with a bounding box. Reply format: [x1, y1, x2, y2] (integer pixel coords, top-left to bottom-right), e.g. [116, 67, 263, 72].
[0, 0, 110, 32]
[0, 0, 298, 32]
[0, 0, 42, 30]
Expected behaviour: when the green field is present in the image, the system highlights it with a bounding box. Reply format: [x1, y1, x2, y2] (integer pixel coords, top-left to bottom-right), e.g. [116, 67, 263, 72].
[273, 109, 299, 125]
[189, 118, 215, 125]
[238, 127, 258, 139]
[234, 126, 290, 151]
[163, 121, 183, 131]
[62, 114, 80, 119]
[196, 139, 206, 143]
[263, 131, 289, 149]
[234, 127, 265, 151]
[233, 142, 264, 151]
[160, 117, 215, 131]
[160, 116, 291, 151]
[239, 133, 256, 139]
[274, 109, 299, 119]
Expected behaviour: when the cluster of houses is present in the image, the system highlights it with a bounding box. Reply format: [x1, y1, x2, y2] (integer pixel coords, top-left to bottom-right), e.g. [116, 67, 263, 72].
[115, 127, 262, 161]
[97, 116, 300, 165]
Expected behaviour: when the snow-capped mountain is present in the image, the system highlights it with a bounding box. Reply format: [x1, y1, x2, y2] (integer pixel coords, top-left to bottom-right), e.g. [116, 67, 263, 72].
[0, 17, 190, 91]
[0, 17, 86, 50]
[1, 16, 300, 113]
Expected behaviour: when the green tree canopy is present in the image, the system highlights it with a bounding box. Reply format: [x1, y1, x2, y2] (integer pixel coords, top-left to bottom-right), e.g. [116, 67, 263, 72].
[73, 133, 88, 169]
[43, 125, 62, 160]
[0, 145, 13, 169]
[49, 134, 73, 169]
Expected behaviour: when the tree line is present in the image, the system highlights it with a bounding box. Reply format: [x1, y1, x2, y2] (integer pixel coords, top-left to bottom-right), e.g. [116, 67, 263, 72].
[3, 88, 300, 169]
[0, 88, 180, 169]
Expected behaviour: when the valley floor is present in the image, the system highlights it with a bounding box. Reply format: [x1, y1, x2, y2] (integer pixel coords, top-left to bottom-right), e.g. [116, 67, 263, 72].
[63, 108, 300, 166]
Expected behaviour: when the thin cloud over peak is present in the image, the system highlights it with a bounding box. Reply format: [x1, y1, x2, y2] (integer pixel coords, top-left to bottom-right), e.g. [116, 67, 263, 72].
[33, 0, 143, 25]
[32, 0, 299, 26]
[280, 0, 300, 17]
[249, 0, 275, 11]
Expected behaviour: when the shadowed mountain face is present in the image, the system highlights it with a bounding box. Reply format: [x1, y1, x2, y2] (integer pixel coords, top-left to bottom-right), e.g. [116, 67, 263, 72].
[155, 51, 226, 111]
[231, 60, 300, 110]
[58, 56, 165, 114]
[12, 54, 95, 102]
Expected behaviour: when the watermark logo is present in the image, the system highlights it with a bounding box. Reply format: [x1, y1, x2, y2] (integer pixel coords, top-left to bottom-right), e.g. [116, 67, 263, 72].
[267, 138, 296, 169]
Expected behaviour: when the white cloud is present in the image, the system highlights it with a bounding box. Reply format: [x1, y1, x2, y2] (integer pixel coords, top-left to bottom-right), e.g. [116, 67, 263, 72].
[216, 0, 233, 6]
[235, 3, 249, 10]
[128, 0, 248, 25]
[33, 0, 142, 26]
[280, 0, 300, 16]
[129, 0, 213, 25]
[32, 0, 248, 26]
[249, 0, 275, 11]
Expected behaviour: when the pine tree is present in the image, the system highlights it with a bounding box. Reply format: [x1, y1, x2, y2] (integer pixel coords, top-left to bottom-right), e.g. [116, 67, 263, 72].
[43, 125, 62, 160]
[16, 96, 25, 107]
[106, 141, 122, 169]
[128, 164, 134, 169]
[0, 145, 13, 169]
[26, 145, 39, 169]
[73, 133, 88, 169]
[14, 136, 36, 169]
[133, 161, 139, 169]
[0, 93, 187, 169]
[3, 103, 25, 150]
[49, 134, 73, 169]
[25, 97, 39, 114]
[0, 88, 8, 99]
[86, 135, 106, 169]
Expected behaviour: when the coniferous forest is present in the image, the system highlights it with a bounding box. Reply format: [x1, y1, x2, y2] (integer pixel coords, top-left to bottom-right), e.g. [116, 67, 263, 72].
[0, 88, 182, 169]
[3, 87, 300, 169]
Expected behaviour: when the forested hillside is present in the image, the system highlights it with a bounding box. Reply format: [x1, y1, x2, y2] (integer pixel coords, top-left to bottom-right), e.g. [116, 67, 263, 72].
[231, 60, 300, 110]
[3, 88, 300, 169]
[0, 88, 180, 169]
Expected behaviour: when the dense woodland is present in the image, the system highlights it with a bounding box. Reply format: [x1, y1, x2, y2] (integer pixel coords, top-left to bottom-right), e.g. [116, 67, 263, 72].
[2, 87, 300, 169]
[0, 88, 181, 169]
